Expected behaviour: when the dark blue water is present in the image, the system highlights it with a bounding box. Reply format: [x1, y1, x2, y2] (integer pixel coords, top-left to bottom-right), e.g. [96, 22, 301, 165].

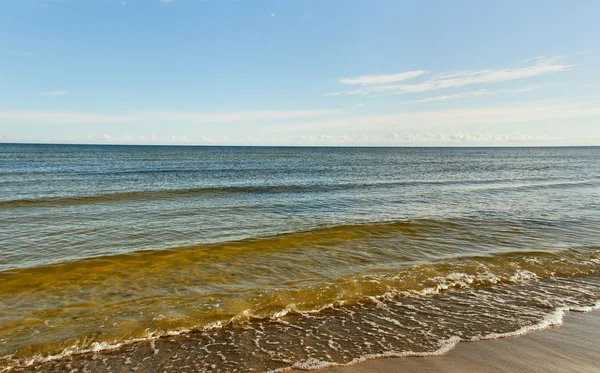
[2, 145, 599, 271]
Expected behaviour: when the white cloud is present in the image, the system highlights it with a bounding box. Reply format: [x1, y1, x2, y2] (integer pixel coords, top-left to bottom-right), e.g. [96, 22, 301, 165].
[271, 13, 276, 17]
[0, 108, 340, 125]
[7, 132, 596, 146]
[264, 132, 586, 146]
[146, 109, 340, 123]
[0, 111, 136, 124]
[3, 99, 598, 136]
[161, 0, 172, 3]
[171, 135, 192, 143]
[337, 56, 570, 96]
[265, 99, 600, 133]
[340, 70, 426, 85]
[399, 132, 554, 143]
[410, 86, 542, 103]
[411, 90, 493, 103]
[40, 91, 68, 96]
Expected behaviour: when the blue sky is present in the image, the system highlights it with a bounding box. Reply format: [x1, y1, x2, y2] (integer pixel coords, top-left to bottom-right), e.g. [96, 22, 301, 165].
[1, 0, 599, 145]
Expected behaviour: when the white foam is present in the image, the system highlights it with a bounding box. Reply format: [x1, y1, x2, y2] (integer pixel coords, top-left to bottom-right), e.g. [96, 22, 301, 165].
[0, 319, 227, 373]
[570, 301, 600, 312]
[508, 270, 538, 283]
[3, 301, 345, 372]
[2, 267, 598, 373]
[268, 302, 600, 373]
[4, 265, 555, 371]
[268, 336, 461, 373]
[471, 301, 600, 341]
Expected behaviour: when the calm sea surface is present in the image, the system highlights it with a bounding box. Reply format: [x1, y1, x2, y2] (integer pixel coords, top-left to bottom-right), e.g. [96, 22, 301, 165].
[1, 144, 600, 372]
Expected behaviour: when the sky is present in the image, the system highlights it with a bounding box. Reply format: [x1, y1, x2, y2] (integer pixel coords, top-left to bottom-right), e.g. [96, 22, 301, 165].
[1, 0, 600, 146]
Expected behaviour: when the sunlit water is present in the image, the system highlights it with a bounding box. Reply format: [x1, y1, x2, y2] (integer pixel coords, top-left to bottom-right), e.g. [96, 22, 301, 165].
[1, 144, 599, 372]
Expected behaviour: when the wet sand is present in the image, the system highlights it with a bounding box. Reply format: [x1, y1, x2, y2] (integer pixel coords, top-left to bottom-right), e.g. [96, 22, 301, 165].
[291, 310, 600, 373]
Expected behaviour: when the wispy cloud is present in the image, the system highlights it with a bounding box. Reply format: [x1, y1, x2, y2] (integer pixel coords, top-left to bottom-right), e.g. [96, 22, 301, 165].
[271, 12, 276, 17]
[4, 99, 598, 133]
[6, 132, 597, 146]
[170, 135, 192, 143]
[409, 86, 542, 103]
[340, 70, 426, 85]
[262, 132, 598, 146]
[265, 98, 600, 133]
[146, 109, 340, 123]
[0, 108, 340, 125]
[0, 111, 136, 124]
[335, 56, 570, 96]
[40, 91, 69, 96]
[411, 90, 493, 103]
[400, 131, 555, 143]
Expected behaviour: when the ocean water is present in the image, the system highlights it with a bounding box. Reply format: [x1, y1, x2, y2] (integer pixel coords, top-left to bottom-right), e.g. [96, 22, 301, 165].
[1, 144, 599, 372]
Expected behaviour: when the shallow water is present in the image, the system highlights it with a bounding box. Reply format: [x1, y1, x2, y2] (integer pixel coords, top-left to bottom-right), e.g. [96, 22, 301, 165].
[1, 145, 599, 372]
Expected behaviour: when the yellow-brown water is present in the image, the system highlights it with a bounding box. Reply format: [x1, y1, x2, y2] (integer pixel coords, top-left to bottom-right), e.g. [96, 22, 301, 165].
[1, 145, 599, 372]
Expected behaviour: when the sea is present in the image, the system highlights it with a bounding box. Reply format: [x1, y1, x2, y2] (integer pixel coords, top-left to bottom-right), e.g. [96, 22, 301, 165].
[1, 144, 599, 372]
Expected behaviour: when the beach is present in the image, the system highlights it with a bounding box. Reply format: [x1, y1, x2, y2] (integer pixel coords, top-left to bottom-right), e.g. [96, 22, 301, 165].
[292, 310, 600, 373]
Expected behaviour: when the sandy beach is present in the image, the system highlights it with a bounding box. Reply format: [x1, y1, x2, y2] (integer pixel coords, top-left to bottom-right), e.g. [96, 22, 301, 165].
[291, 310, 600, 373]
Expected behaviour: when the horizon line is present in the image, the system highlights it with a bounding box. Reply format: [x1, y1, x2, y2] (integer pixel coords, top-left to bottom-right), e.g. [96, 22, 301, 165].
[1, 142, 599, 149]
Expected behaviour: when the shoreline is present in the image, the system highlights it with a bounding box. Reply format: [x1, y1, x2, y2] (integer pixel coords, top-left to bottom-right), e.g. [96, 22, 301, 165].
[6, 298, 600, 372]
[289, 309, 600, 373]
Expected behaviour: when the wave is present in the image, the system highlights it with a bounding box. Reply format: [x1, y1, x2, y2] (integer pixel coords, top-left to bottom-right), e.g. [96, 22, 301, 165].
[1, 217, 599, 371]
[276, 301, 600, 373]
[4, 277, 600, 373]
[0, 185, 318, 208]
[1, 215, 593, 274]
[2, 177, 597, 208]
[2, 215, 598, 278]
[474, 180, 599, 193]
[1, 245, 599, 370]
